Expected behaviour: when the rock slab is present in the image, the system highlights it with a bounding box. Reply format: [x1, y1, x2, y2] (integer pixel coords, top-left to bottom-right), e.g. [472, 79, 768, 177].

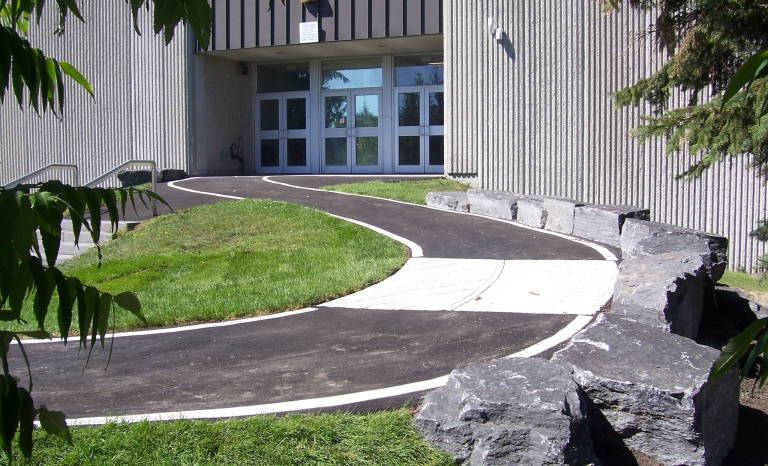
[543, 198, 586, 235]
[426, 191, 471, 212]
[611, 250, 708, 339]
[413, 357, 599, 465]
[116, 169, 159, 186]
[161, 169, 187, 182]
[620, 219, 728, 282]
[572, 204, 650, 247]
[466, 190, 520, 220]
[516, 196, 548, 228]
[552, 314, 739, 466]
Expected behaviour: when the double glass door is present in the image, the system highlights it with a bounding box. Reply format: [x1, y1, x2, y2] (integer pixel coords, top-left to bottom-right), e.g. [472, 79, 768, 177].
[395, 87, 444, 173]
[256, 93, 310, 173]
[322, 91, 383, 173]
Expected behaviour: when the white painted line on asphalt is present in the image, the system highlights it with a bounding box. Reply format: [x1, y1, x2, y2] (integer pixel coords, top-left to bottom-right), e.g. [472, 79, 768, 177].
[325, 213, 423, 258]
[61, 314, 594, 427]
[13, 308, 319, 345]
[167, 179, 245, 199]
[63, 376, 451, 426]
[258, 176, 619, 261]
[167, 178, 424, 258]
[505, 315, 595, 358]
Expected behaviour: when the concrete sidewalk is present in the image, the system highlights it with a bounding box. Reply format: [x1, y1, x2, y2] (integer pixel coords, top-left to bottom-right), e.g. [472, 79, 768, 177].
[12, 175, 617, 424]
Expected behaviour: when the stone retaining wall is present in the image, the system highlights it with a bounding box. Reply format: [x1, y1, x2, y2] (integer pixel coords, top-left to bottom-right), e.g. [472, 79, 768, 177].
[415, 190, 760, 465]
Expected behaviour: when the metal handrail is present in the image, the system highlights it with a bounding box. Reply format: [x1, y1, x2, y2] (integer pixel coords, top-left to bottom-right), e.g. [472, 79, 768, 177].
[2, 164, 79, 189]
[85, 160, 157, 217]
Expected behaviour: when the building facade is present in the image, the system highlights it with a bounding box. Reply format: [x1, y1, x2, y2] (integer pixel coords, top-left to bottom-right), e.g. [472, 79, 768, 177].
[0, 1, 765, 271]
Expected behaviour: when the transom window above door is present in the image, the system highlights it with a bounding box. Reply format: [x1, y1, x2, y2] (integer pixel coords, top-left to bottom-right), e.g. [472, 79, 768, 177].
[322, 58, 382, 90]
[395, 54, 443, 87]
[257, 62, 310, 93]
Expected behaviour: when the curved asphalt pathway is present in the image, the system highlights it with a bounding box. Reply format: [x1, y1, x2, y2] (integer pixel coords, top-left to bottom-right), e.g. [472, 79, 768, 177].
[11, 176, 618, 425]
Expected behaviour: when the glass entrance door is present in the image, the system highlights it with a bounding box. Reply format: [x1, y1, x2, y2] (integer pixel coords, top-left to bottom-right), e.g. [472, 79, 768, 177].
[395, 87, 444, 173]
[256, 93, 310, 174]
[322, 91, 383, 173]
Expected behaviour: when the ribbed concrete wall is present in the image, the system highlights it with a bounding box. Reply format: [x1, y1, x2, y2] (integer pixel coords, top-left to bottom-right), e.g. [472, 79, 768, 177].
[0, 4, 190, 187]
[446, 0, 767, 272]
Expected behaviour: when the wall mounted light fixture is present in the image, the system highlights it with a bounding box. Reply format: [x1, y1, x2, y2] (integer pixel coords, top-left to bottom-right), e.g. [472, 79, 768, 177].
[487, 16, 504, 41]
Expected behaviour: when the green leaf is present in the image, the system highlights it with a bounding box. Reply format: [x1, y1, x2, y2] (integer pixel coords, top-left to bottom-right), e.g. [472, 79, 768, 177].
[128, 0, 145, 35]
[17, 387, 33, 459]
[34, 0, 46, 23]
[11, 57, 24, 109]
[153, 0, 184, 45]
[53, 57, 64, 114]
[28, 258, 53, 330]
[74, 279, 88, 349]
[98, 293, 112, 347]
[14, 331, 51, 340]
[82, 187, 102, 246]
[8, 257, 31, 318]
[59, 60, 92, 98]
[184, 0, 212, 50]
[33, 190, 63, 268]
[13, 194, 38, 258]
[61, 185, 86, 247]
[0, 27, 11, 102]
[85, 286, 99, 350]
[95, 187, 119, 234]
[118, 188, 129, 218]
[0, 190, 21, 265]
[53, 268, 73, 343]
[722, 48, 768, 105]
[0, 375, 20, 460]
[710, 317, 768, 381]
[58, 0, 83, 22]
[740, 322, 768, 379]
[11, 335, 33, 393]
[37, 406, 71, 445]
[114, 291, 146, 324]
[0, 310, 22, 323]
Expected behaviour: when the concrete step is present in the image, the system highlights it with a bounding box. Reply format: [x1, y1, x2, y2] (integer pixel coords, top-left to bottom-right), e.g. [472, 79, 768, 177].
[40, 219, 136, 264]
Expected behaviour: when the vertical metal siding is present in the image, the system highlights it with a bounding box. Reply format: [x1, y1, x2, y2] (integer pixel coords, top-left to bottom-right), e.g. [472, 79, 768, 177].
[371, 1, 387, 38]
[211, 0, 441, 47]
[0, 3, 190, 187]
[337, 0, 353, 41]
[405, 0, 422, 35]
[446, 0, 767, 271]
[424, 0, 440, 34]
[243, 0, 257, 47]
[354, 0, 369, 39]
[273, 0, 288, 44]
[320, 0, 336, 42]
[389, 0, 405, 37]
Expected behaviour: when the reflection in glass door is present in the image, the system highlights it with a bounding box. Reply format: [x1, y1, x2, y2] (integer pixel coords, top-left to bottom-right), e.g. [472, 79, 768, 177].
[395, 87, 444, 173]
[256, 93, 310, 173]
[322, 92, 382, 173]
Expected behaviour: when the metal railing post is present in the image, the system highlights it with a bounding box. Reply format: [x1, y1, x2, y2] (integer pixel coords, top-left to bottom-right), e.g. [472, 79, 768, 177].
[85, 160, 158, 217]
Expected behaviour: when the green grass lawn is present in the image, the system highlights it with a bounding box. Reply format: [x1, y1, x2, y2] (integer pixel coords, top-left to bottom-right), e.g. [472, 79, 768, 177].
[4, 409, 453, 465]
[12, 199, 407, 334]
[718, 270, 768, 292]
[321, 178, 469, 205]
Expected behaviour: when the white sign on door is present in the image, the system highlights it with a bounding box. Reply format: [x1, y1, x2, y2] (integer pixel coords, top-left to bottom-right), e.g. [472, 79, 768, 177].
[299, 22, 319, 43]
